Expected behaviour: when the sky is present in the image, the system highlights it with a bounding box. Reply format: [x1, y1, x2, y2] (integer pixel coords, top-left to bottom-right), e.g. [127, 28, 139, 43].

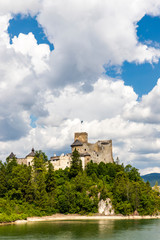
[1, 0, 160, 175]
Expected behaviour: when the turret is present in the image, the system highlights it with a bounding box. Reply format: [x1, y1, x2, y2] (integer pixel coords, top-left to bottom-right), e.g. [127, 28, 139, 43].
[74, 132, 88, 143]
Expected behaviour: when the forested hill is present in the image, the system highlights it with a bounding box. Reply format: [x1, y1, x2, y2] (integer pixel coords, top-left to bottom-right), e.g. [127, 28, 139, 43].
[141, 173, 160, 187]
[0, 149, 160, 223]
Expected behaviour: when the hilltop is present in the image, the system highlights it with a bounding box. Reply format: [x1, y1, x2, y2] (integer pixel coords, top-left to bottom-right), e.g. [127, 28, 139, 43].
[141, 173, 160, 187]
[0, 150, 160, 223]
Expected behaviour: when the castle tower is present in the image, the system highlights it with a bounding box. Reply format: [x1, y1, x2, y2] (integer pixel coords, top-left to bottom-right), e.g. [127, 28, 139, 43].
[74, 132, 88, 143]
[71, 132, 113, 165]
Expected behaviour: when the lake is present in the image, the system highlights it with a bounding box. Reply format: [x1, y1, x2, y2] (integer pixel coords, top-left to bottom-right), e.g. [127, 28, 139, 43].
[0, 219, 160, 240]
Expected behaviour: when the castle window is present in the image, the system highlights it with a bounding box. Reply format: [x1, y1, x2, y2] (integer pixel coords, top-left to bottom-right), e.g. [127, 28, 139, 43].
[85, 149, 86, 151]
[28, 162, 30, 166]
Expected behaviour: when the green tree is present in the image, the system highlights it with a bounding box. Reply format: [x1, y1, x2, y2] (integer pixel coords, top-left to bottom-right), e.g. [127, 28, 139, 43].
[86, 161, 98, 177]
[46, 162, 56, 193]
[70, 149, 82, 178]
[112, 171, 133, 215]
[153, 181, 159, 192]
[35, 150, 48, 162]
[33, 152, 48, 208]
[5, 157, 17, 176]
[125, 164, 141, 181]
[98, 162, 107, 177]
[0, 162, 7, 197]
[6, 164, 32, 200]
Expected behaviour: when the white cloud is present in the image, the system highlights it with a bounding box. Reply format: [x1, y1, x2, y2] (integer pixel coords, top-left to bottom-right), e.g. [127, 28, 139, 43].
[36, 0, 160, 89]
[0, 15, 50, 142]
[11, 32, 50, 74]
[140, 167, 160, 176]
[1, 77, 160, 174]
[123, 79, 160, 123]
[37, 78, 137, 126]
[0, 0, 160, 175]
[0, 14, 11, 45]
[0, 0, 41, 15]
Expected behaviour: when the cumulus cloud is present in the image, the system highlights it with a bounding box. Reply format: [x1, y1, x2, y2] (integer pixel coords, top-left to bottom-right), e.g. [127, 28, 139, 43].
[1, 77, 160, 175]
[37, 78, 137, 126]
[11, 32, 50, 74]
[140, 167, 160, 176]
[36, 0, 160, 89]
[123, 79, 160, 123]
[0, 15, 50, 141]
[1, 0, 160, 175]
[0, 0, 41, 16]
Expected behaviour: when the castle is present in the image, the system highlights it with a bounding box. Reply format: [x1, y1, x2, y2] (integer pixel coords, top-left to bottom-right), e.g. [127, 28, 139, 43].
[8, 132, 114, 169]
[8, 148, 35, 166]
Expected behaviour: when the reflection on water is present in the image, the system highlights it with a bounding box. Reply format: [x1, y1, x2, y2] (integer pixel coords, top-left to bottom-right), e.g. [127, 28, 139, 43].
[0, 219, 160, 240]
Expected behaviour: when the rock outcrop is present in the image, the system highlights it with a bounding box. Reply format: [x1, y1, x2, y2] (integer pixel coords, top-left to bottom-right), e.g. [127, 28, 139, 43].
[98, 198, 114, 215]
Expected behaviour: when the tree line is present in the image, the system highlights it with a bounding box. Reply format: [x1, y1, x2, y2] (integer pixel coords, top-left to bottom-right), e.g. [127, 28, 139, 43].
[0, 149, 159, 222]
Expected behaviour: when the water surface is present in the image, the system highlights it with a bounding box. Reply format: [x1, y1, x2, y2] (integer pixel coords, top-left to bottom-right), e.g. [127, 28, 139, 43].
[0, 219, 160, 240]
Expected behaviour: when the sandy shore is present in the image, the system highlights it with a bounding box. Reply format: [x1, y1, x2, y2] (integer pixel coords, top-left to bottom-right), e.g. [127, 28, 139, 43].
[14, 214, 160, 224]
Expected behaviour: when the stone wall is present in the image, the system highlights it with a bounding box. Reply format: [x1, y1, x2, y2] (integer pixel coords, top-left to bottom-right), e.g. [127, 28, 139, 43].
[50, 154, 72, 170]
[16, 156, 34, 166]
[50, 153, 89, 170]
[74, 132, 88, 143]
[15, 132, 114, 171]
[72, 133, 113, 164]
[26, 156, 34, 166]
[16, 158, 27, 165]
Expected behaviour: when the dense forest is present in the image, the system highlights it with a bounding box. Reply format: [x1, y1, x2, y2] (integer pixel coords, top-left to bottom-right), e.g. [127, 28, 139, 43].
[0, 149, 160, 223]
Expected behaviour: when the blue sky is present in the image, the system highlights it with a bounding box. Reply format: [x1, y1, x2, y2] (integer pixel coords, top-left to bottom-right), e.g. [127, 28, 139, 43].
[122, 15, 160, 96]
[8, 14, 54, 50]
[107, 15, 160, 96]
[137, 15, 160, 44]
[1, 1, 160, 174]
